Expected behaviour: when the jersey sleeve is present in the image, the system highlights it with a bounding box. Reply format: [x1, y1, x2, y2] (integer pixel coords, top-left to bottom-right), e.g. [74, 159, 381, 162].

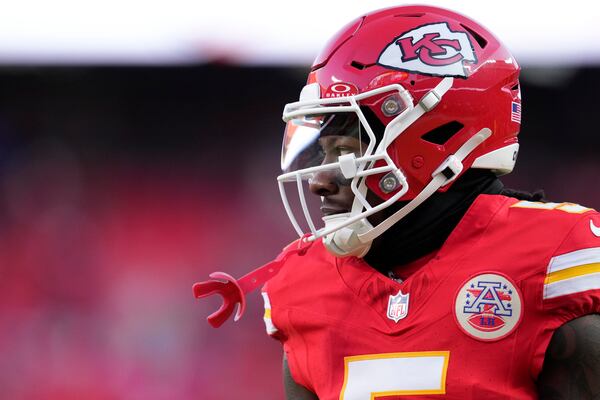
[261, 280, 317, 393]
[258, 238, 306, 340]
[542, 209, 600, 317]
[258, 241, 335, 395]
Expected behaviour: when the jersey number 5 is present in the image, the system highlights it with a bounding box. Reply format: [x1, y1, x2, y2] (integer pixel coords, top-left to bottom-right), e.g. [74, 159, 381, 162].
[339, 351, 450, 399]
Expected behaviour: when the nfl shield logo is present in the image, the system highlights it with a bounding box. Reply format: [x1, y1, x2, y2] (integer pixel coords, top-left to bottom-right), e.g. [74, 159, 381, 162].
[387, 290, 410, 322]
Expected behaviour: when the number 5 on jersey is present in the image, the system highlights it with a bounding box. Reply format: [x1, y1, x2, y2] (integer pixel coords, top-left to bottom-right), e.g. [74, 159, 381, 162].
[340, 351, 450, 399]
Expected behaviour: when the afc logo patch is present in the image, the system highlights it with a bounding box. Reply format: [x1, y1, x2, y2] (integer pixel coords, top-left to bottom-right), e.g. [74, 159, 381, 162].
[377, 22, 477, 78]
[454, 272, 523, 341]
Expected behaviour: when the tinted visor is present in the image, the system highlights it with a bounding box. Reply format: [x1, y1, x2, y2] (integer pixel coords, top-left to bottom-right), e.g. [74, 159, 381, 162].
[281, 113, 368, 174]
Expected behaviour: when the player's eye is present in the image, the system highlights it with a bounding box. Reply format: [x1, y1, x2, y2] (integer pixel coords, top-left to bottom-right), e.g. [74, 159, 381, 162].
[318, 136, 364, 163]
[321, 145, 350, 158]
[337, 146, 355, 156]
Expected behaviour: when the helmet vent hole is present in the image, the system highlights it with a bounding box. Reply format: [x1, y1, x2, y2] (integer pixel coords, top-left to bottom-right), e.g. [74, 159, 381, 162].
[421, 121, 464, 145]
[511, 83, 519, 91]
[395, 12, 424, 18]
[351, 61, 367, 70]
[460, 24, 488, 49]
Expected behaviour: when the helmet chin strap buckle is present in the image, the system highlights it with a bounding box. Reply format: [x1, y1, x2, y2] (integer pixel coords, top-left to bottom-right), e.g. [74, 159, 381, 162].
[419, 89, 442, 111]
[431, 127, 492, 186]
[432, 154, 464, 186]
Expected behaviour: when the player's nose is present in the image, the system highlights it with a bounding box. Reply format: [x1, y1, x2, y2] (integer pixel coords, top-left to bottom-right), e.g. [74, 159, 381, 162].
[309, 170, 339, 197]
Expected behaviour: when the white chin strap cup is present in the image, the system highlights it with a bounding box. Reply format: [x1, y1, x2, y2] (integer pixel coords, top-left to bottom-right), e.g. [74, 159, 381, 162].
[322, 213, 373, 258]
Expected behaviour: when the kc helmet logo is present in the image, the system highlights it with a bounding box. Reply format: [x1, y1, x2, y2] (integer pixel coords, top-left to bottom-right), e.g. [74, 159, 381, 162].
[378, 22, 477, 78]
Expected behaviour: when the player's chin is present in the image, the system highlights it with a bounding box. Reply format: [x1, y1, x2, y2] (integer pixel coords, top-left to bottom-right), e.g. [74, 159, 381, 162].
[320, 207, 350, 216]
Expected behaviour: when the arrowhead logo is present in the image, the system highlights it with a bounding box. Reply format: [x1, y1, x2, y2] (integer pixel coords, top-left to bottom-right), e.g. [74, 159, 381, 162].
[377, 22, 477, 78]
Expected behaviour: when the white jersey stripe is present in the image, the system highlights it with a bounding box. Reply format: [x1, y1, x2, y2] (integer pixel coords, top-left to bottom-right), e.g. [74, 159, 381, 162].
[547, 247, 600, 274]
[545, 271, 600, 299]
[262, 291, 272, 309]
[261, 291, 278, 335]
[512, 201, 560, 210]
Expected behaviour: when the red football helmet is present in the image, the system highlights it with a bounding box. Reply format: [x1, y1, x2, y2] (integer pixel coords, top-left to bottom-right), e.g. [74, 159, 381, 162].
[278, 5, 521, 257]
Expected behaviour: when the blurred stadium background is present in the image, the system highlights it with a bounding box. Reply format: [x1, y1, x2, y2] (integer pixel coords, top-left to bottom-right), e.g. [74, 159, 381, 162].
[0, 1, 599, 398]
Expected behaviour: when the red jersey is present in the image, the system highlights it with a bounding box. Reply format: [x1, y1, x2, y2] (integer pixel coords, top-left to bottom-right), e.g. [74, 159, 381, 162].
[262, 194, 600, 399]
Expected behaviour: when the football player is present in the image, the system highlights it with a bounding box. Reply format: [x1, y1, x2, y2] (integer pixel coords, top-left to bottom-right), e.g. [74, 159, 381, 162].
[195, 5, 600, 399]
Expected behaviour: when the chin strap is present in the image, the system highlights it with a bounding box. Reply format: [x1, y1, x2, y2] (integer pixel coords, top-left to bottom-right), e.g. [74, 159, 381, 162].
[319, 78, 456, 258]
[358, 128, 492, 244]
[193, 237, 313, 328]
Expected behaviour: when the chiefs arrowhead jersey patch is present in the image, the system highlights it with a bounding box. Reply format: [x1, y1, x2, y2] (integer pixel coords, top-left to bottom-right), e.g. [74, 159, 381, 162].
[454, 272, 522, 341]
[377, 22, 477, 78]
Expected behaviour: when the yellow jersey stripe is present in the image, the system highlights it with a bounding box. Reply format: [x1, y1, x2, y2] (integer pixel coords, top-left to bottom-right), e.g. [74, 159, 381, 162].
[545, 262, 600, 285]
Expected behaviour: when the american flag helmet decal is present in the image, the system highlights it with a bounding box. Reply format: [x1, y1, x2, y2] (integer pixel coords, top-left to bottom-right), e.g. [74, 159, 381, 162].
[511, 102, 521, 124]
